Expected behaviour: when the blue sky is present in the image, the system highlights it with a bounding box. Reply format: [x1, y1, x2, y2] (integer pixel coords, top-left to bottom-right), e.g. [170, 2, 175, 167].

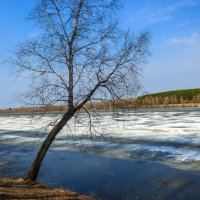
[0, 0, 200, 108]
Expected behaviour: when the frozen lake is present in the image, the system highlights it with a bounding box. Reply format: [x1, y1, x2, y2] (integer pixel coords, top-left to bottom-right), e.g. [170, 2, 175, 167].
[1, 107, 200, 199]
[1, 107, 200, 165]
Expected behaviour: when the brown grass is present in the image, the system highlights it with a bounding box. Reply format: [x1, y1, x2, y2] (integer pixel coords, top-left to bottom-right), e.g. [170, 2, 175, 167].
[0, 178, 93, 200]
[1, 98, 200, 115]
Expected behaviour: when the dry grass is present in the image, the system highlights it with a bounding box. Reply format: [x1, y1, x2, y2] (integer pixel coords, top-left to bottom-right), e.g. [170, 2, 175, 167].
[0, 178, 93, 200]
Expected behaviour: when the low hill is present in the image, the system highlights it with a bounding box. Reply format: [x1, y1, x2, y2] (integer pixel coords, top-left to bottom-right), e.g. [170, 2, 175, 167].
[137, 88, 200, 105]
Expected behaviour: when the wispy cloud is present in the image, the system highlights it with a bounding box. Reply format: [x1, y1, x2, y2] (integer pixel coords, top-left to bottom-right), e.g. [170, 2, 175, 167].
[169, 32, 200, 46]
[176, 17, 200, 28]
[134, 0, 199, 25]
[166, 0, 198, 12]
[176, 21, 190, 28]
[135, 8, 170, 24]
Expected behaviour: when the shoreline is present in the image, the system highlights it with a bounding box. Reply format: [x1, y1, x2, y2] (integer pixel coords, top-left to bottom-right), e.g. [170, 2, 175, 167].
[0, 103, 200, 115]
[137, 103, 200, 109]
[0, 178, 92, 200]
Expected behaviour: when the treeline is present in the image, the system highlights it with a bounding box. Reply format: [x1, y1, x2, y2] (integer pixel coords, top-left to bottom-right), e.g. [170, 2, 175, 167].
[137, 88, 200, 105]
[1, 88, 200, 114]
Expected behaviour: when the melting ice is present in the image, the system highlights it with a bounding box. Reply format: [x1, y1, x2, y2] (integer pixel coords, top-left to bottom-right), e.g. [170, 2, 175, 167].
[0, 107, 200, 166]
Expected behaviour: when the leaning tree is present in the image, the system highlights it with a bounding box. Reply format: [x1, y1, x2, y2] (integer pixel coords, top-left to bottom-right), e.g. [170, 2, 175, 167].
[13, 0, 150, 181]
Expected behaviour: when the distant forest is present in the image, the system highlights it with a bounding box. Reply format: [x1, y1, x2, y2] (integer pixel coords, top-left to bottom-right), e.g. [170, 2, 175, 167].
[1, 88, 200, 113]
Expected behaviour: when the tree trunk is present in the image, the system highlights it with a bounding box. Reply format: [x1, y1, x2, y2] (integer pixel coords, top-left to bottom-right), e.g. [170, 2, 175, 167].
[25, 108, 76, 181]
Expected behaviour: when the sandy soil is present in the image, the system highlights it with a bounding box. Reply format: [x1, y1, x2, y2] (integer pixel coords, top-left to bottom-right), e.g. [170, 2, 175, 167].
[0, 178, 92, 200]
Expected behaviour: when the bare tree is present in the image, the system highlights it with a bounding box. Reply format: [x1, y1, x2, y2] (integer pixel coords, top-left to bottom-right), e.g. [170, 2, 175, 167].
[13, 0, 150, 181]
